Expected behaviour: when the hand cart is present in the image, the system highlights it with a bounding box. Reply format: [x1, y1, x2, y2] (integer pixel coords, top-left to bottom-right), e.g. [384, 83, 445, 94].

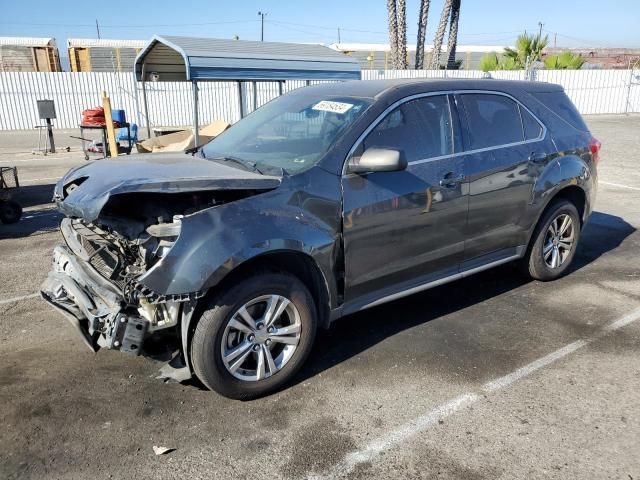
[0, 167, 22, 224]
[77, 123, 133, 161]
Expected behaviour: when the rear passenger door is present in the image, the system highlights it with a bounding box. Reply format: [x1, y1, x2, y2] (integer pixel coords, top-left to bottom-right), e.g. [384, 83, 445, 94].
[456, 92, 550, 265]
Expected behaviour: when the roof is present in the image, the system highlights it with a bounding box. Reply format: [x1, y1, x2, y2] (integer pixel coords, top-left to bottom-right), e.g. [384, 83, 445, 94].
[134, 35, 361, 82]
[0, 37, 56, 47]
[67, 38, 147, 49]
[290, 78, 564, 99]
[329, 43, 512, 53]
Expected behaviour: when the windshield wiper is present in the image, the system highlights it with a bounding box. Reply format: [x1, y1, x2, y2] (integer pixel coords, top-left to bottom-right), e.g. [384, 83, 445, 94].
[212, 156, 263, 174]
[185, 144, 204, 157]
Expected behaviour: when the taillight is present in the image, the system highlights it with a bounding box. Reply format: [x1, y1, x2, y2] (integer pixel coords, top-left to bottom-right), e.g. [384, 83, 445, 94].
[589, 137, 601, 164]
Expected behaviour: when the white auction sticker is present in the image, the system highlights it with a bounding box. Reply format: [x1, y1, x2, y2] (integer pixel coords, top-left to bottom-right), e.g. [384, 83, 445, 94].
[312, 100, 354, 114]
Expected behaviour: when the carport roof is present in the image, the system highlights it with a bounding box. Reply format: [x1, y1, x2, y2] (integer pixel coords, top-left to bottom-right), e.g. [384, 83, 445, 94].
[134, 35, 361, 82]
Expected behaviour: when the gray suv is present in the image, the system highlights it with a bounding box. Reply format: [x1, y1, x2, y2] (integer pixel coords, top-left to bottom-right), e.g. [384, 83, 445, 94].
[42, 79, 599, 399]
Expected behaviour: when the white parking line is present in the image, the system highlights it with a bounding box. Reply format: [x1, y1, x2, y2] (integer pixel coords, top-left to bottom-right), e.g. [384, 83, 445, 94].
[19, 177, 60, 184]
[314, 305, 640, 479]
[22, 210, 60, 219]
[0, 157, 78, 164]
[0, 293, 40, 306]
[600, 181, 640, 191]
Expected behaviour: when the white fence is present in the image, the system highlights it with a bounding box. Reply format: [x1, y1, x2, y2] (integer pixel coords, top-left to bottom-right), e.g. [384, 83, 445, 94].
[362, 69, 640, 115]
[0, 69, 638, 131]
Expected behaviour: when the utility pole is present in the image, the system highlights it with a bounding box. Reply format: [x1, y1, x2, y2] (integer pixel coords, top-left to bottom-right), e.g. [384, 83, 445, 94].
[538, 21, 544, 39]
[96, 19, 101, 39]
[554, 32, 557, 48]
[337, 27, 341, 44]
[258, 11, 267, 41]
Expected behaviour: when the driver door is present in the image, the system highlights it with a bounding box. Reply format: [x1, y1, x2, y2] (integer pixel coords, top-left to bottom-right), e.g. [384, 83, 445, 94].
[341, 94, 468, 307]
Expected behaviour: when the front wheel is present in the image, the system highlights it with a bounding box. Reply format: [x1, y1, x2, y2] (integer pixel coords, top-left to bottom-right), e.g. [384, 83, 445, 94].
[523, 199, 581, 281]
[191, 271, 317, 400]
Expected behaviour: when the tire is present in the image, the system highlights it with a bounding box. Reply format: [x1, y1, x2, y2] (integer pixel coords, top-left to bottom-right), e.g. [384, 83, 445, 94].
[0, 200, 22, 224]
[522, 199, 581, 281]
[191, 271, 317, 400]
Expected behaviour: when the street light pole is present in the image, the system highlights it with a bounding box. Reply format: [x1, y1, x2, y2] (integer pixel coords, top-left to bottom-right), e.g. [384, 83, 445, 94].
[258, 11, 267, 41]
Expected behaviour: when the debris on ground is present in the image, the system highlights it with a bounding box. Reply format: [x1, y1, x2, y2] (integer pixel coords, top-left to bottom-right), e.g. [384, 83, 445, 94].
[153, 446, 174, 455]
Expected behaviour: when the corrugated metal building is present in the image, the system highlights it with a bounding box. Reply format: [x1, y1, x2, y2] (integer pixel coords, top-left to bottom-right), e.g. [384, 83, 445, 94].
[0, 37, 61, 72]
[135, 35, 361, 81]
[329, 43, 511, 70]
[67, 38, 146, 72]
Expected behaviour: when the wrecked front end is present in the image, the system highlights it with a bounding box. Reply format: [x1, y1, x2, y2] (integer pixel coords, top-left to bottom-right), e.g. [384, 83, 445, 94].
[41, 154, 282, 377]
[41, 217, 193, 356]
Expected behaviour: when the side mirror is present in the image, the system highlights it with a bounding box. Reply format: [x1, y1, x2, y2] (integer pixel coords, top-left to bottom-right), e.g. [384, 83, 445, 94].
[347, 148, 407, 174]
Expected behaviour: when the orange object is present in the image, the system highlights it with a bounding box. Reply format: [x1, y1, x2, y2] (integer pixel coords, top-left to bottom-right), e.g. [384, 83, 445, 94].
[81, 106, 122, 128]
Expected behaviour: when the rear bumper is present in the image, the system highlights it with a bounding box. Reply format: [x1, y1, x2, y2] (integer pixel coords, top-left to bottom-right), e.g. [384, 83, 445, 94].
[40, 245, 147, 354]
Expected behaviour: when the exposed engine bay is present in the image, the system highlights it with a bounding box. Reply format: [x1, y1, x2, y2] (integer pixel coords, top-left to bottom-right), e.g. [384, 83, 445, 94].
[41, 194, 214, 355]
[41, 154, 282, 359]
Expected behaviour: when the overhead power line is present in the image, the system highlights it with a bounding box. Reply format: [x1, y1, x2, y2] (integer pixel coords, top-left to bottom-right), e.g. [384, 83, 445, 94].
[267, 19, 523, 37]
[542, 28, 608, 47]
[0, 19, 258, 28]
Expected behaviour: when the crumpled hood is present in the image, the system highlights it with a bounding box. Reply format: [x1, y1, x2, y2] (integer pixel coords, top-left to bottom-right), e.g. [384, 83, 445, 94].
[54, 153, 281, 221]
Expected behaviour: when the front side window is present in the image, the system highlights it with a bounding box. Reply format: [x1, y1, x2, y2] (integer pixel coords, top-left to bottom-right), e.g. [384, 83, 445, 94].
[202, 93, 372, 174]
[461, 94, 524, 149]
[359, 95, 453, 163]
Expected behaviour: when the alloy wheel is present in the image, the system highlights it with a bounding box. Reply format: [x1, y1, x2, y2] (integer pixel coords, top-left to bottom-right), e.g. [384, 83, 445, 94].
[221, 294, 302, 381]
[543, 213, 575, 269]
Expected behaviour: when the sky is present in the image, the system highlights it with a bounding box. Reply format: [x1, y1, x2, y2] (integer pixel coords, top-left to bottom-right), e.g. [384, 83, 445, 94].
[1, 0, 639, 55]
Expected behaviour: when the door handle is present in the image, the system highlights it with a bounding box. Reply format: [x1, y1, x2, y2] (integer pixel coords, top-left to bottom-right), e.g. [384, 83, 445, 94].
[528, 152, 547, 164]
[439, 173, 465, 188]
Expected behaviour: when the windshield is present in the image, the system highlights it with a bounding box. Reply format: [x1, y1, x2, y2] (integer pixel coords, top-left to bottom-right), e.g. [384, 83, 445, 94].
[202, 92, 372, 174]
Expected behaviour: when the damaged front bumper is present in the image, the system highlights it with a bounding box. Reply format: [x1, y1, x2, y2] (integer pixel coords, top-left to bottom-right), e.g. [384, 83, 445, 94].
[40, 215, 201, 384]
[41, 245, 149, 354]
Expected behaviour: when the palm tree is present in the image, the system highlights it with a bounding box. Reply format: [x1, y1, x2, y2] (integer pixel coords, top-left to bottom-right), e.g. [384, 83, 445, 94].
[543, 52, 585, 69]
[415, 0, 431, 69]
[396, 0, 408, 69]
[387, 0, 400, 68]
[479, 52, 500, 72]
[503, 32, 549, 69]
[446, 0, 461, 69]
[430, 0, 452, 69]
[478, 32, 550, 71]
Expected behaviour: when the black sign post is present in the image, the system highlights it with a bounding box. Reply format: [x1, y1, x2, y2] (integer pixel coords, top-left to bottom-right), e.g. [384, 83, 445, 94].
[36, 100, 56, 154]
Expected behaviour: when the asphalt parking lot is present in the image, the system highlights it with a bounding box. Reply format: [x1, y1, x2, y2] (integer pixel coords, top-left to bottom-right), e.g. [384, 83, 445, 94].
[1, 116, 639, 480]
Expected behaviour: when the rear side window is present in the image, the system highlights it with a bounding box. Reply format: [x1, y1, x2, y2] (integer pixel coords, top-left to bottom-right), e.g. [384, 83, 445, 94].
[531, 91, 589, 132]
[519, 105, 543, 140]
[460, 94, 524, 149]
[362, 95, 453, 162]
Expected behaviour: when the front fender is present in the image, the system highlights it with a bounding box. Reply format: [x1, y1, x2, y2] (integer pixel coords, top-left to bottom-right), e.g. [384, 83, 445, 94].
[137, 170, 342, 306]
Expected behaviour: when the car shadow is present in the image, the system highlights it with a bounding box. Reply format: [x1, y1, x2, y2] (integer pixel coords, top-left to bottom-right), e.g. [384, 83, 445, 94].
[0, 184, 58, 239]
[12, 183, 55, 208]
[0, 207, 61, 240]
[568, 211, 636, 271]
[290, 210, 636, 389]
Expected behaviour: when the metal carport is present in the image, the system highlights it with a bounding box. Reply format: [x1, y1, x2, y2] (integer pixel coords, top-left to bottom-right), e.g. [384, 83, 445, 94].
[134, 35, 361, 144]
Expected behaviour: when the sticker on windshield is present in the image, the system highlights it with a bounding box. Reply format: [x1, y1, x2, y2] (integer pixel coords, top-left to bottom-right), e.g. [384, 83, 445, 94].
[312, 101, 354, 114]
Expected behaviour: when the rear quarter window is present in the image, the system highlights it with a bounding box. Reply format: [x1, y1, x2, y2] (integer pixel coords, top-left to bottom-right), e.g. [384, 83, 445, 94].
[531, 91, 589, 132]
[519, 105, 543, 140]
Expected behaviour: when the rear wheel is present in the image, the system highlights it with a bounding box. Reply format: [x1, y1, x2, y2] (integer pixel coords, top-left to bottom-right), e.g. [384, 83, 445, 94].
[523, 199, 581, 281]
[0, 200, 22, 224]
[191, 271, 317, 400]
